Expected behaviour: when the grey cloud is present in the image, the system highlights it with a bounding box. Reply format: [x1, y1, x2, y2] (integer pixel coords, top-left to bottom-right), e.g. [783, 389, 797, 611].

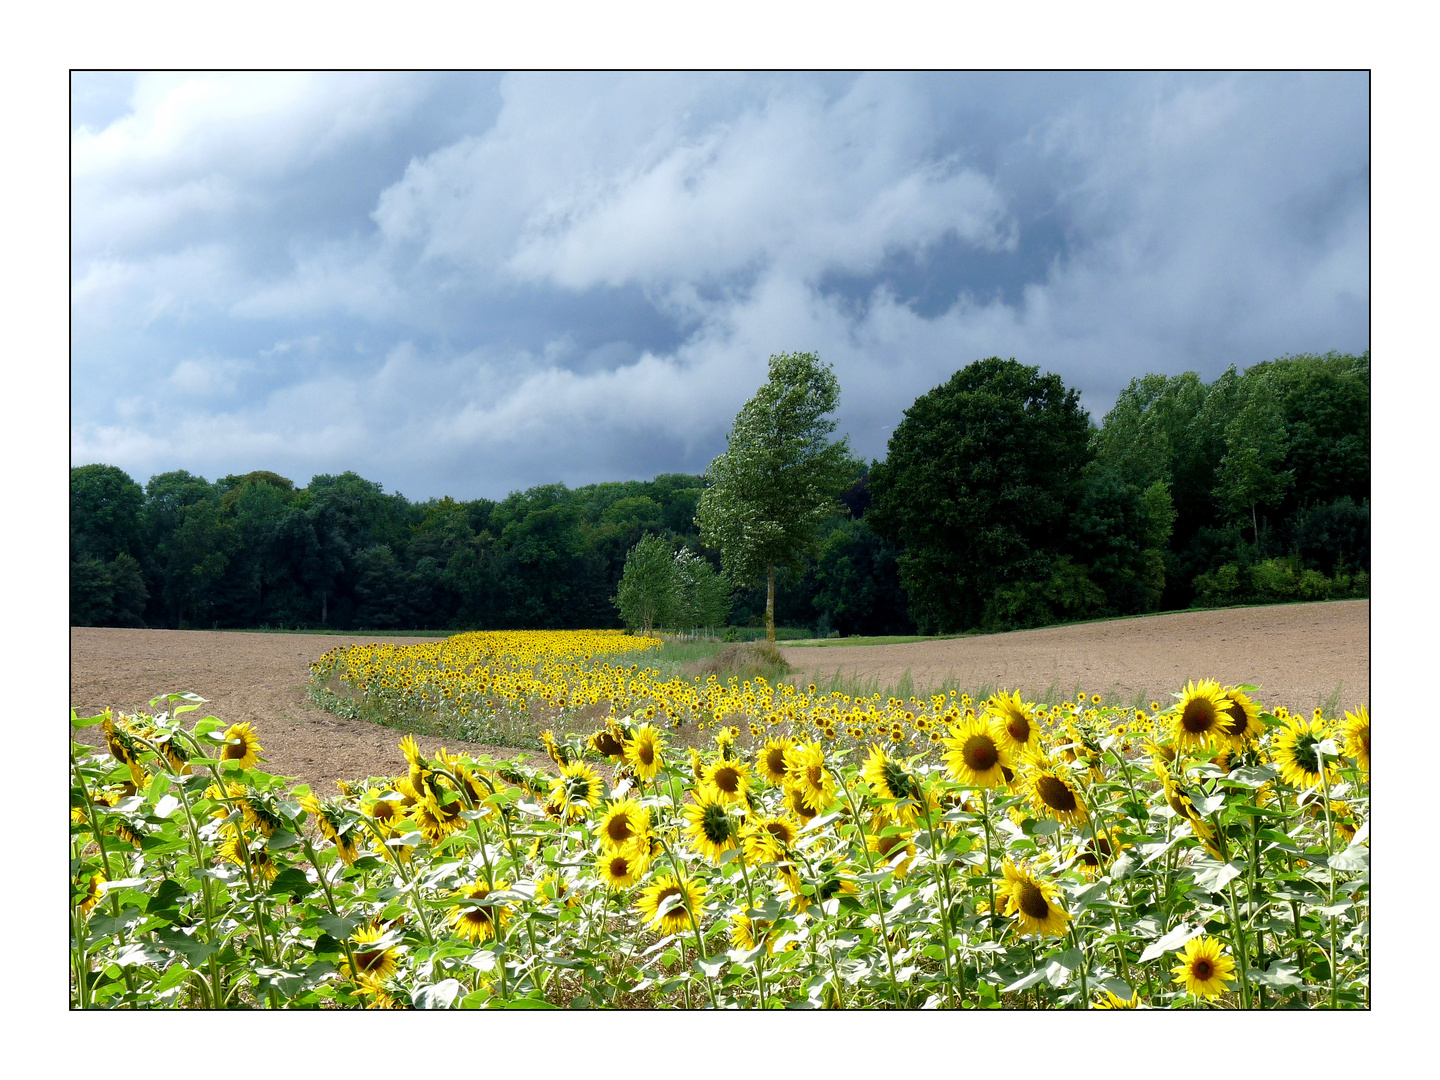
[71, 71, 1368, 501]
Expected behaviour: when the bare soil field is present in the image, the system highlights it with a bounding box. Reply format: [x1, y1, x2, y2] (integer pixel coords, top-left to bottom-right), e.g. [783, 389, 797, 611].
[781, 600, 1370, 714]
[71, 601, 1368, 792]
[69, 628, 539, 795]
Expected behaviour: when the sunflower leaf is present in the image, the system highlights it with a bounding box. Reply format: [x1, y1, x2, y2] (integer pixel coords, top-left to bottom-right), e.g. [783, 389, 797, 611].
[413, 978, 462, 1010]
[1328, 844, 1368, 872]
[1190, 857, 1243, 893]
[1138, 923, 1202, 963]
[1248, 960, 1303, 990]
[1003, 969, 1047, 993]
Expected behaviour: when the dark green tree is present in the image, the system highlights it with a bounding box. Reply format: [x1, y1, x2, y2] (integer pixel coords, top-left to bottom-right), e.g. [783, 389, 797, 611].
[868, 357, 1095, 633]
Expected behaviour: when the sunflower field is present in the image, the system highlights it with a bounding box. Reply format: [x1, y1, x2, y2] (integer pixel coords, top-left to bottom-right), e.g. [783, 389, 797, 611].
[71, 632, 1369, 1009]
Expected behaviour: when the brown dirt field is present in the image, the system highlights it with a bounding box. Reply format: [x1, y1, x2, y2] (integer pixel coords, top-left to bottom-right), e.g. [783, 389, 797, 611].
[780, 600, 1370, 714]
[69, 628, 544, 795]
[71, 601, 1369, 793]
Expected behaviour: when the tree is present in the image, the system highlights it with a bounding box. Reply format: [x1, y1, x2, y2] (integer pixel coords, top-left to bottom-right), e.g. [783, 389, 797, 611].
[867, 357, 1094, 633]
[613, 533, 676, 635]
[696, 351, 854, 642]
[1213, 380, 1294, 543]
[670, 547, 732, 633]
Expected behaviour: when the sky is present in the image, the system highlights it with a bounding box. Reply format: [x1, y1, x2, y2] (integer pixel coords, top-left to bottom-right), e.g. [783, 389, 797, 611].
[70, 71, 1370, 502]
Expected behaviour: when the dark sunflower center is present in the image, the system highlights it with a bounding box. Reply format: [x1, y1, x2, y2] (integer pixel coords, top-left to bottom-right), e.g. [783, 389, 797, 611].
[764, 821, 793, 843]
[354, 947, 384, 973]
[1006, 713, 1031, 743]
[701, 803, 733, 844]
[963, 735, 999, 772]
[608, 856, 629, 879]
[766, 748, 787, 775]
[1017, 881, 1050, 919]
[877, 835, 904, 857]
[656, 885, 682, 911]
[1037, 775, 1078, 812]
[222, 740, 245, 760]
[807, 764, 824, 786]
[639, 741, 655, 766]
[1193, 958, 1213, 980]
[1221, 702, 1247, 736]
[595, 732, 623, 756]
[605, 815, 633, 843]
[713, 765, 741, 793]
[882, 760, 915, 799]
[1182, 699, 1218, 734]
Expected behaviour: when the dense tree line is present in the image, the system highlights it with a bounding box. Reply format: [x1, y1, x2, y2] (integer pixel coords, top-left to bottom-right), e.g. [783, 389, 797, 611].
[71, 351, 1367, 635]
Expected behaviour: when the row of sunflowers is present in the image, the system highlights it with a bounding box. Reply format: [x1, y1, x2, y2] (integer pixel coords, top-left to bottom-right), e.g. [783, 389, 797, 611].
[72, 632, 1368, 1008]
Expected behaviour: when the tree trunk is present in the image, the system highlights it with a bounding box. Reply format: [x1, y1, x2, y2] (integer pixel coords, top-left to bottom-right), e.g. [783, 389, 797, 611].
[1252, 504, 1259, 545]
[321, 591, 327, 625]
[766, 563, 776, 644]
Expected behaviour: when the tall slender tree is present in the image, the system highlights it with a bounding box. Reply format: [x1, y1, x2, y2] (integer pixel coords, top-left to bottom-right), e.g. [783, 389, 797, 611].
[696, 351, 854, 642]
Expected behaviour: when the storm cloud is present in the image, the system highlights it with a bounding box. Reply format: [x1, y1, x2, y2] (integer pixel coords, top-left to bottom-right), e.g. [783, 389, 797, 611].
[71, 71, 1369, 500]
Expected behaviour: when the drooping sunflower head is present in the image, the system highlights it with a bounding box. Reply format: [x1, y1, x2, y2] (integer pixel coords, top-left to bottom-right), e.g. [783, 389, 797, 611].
[588, 726, 627, 760]
[998, 859, 1070, 938]
[1170, 935, 1236, 1000]
[1025, 763, 1089, 827]
[597, 797, 650, 854]
[941, 715, 1013, 788]
[1342, 705, 1369, 776]
[1170, 680, 1230, 752]
[1272, 715, 1335, 789]
[704, 758, 751, 805]
[861, 744, 919, 807]
[1218, 688, 1264, 749]
[636, 873, 706, 936]
[447, 880, 512, 943]
[783, 741, 836, 813]
[688, 747, 706, 782]
[624, 724, 665, 781]
[548, 761, 604, 822]
[683, 786, 740, 862]
[219, 722, 264, 770]
[534, 871, 580, 910]
[75, 871, 106, 916]
[541, 729, 570, 768]
[398, 734, 424, 769]
[785, 785, 818, 823]
[714, 726, 739, 760]
[756, 736, 795, 785]
[988, 690, 1037, 754]
[410, 790, 466, 845]
[867, 825, 917, 879]
[1094, 988, 1139, 1009]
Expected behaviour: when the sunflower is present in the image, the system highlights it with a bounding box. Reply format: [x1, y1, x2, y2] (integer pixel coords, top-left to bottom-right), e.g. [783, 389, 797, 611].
[622, 723, 665, 782]
[688, 747, 706, 782]
[596, 848, 648, 890]
[636, 873, 706, 936]
[534, 872, 580, 910]
[343, 922, 402, 983]
[742, 814, 799, 864]
[988, 690, 1038, 756]
[1068, 827, 1126, 878]
[592, 797, 647, 855]
[447, 880, 512, 943]
[1170, 935, 1236, 1000]
[301, 795, 360, 865]
[1272, 714, 1335, 789]
[1025, 763, 1089, 827]
[784, 786, 818, 823]
[861, 744, 925, 824]
[363, 787, 406, 832]
[398, 733, 424, 770]
[219, 722, 264, 770]
[540, 729, 570, 768]
[547, 761, 604, 823]
[588, 725, 627, 760]
[729, 913, 793, 955]
[354, 975, 403, 1010]
[76, 871, 106, 916]
[705, 758, 752, 805]
[756, 736, 795, 785]
[783, 741, 836, 813]
[1217, 687, 1264, 751]
[153, 733, 192, 774]
[102, 715, 147, 787]
[1093, 988, 1139, 1009]
[1342, 706, 1369, 776]
[683, 787, 741, 862]
[1170, 680, 1230, 753]
[998, 860, 1070, 938]
[785, 856, 858, 914]
[866, 823, 916, 879]
[410, 790, 467, 845]
[941, 715, 1014, 788]
[715, 726, 738, 760]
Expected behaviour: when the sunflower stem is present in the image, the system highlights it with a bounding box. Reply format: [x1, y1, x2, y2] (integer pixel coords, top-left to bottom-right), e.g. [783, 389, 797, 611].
[1319, 763, 1340, 1009]
[71, 747, 140, 1006]
[837, 769, 906, 1007]
[734, 851, 769, 1010]
[918, 788, 961, 1009]
[980, 789, 997, 934]
[1208, 811, 1253, 1009]
[303, 839, 362, 998]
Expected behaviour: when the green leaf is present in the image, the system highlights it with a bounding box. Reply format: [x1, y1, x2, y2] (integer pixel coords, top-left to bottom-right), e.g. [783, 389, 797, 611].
[500, 995, 558, 1009]
[1249, 959, 1303, 990]
[318, 912, 357, 940]
[266, 829, 301, 850]
[413, 979, 462, 1009]
[1191, 857, 1243, 894]
[1003, 969, 1047, 993]
[269, 867, 315, 900]
[1138, 923, 1201, 963]
[1329, 843, 1369, 872]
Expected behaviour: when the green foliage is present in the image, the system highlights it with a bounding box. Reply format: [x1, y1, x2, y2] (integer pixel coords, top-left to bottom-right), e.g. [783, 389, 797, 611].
[868, 357, 1094, 633]
[614, 534, 677, 634]
[670, 548, 732, 633]
[696, 351, 855, 640]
